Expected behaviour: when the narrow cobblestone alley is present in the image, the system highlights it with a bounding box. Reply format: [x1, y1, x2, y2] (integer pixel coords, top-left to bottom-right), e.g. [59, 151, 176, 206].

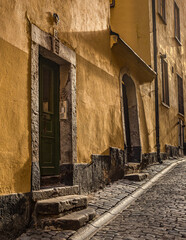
[91, 161, 186, 240]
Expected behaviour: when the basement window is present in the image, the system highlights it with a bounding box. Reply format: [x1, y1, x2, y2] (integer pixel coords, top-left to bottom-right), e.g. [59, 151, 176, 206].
[177, 75, 184, 115]
[174, 2, 181, 43]
[158, 0, 166, 24]
[161, 58, 169, 106]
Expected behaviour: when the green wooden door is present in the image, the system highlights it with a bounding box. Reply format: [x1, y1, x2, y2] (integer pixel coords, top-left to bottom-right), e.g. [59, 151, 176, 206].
[39, 56, 60, 176]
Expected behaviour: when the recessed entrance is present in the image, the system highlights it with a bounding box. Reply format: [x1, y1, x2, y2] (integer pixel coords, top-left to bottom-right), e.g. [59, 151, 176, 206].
[39, 56, 60, 176]
[122, 74, 141, 162]
[31, 24, 77, 190]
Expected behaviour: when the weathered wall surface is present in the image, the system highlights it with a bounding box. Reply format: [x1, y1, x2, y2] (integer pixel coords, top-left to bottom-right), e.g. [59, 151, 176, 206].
[110, 0, 152, 65]
[155, 0, 186, 152]
[76, 55, 124, 163]
[110, 0, 157, 154]
[0, 38, 31, 195]
[111, 0, 186, 154]
[0, 0, 125, 194]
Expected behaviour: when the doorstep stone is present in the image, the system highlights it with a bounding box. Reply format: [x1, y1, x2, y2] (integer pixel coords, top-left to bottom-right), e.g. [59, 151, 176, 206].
[32, 186, 79, 201]
[36, 195, 88, 215]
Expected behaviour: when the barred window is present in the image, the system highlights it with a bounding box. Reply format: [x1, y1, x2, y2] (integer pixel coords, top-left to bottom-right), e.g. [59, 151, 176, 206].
[174, 2, 181, 42]
[161, 58, 169, 106]
[178, 75, 184, 115]
[158, 0, 166, 23]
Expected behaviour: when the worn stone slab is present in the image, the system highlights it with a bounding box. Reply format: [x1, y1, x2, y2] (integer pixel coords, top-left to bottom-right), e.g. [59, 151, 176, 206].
[124, 163, 140, 174]
[32, 186, 79, 201]
[40, 208, 96, 230]
[36, 195, 88, 215]
[124, 173, 149, 181]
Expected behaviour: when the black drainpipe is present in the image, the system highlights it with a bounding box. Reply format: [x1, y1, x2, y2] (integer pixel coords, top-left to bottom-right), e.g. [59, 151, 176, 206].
[152, 0, 162, 164]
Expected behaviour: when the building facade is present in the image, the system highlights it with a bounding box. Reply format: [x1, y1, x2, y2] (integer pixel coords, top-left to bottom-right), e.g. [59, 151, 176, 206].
[0, 0, 185, 238]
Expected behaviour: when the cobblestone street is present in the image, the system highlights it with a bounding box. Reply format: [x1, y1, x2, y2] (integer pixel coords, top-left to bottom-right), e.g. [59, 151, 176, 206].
[17, 158, 186, 240]
[91, 161, 186, 240]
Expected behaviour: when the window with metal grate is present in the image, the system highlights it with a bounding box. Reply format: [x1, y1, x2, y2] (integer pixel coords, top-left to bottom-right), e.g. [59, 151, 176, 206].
[174, 2, 181, 42]
[161, 58, 169, 106]
[158, 0, 166, 23]
[178, 75, 184, 115]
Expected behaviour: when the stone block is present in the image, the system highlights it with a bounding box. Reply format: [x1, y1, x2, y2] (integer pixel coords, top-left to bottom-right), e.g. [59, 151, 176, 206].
[124, 173, 149, 181]
[40, 207, 96, 230]
[32, 185, 79, 201]
[36, 195, 88, 215]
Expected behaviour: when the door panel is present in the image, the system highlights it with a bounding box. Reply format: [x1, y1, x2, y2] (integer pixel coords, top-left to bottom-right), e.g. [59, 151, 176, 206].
[39, 56, 60, 176]
[122, 83, 132, 161]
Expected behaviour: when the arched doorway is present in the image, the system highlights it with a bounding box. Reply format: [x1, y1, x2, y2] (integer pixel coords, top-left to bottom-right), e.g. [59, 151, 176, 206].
[122, 74, 141, 162]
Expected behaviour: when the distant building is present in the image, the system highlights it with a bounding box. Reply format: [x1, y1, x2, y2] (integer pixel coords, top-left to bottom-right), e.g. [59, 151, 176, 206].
[0, 0, 185, 238]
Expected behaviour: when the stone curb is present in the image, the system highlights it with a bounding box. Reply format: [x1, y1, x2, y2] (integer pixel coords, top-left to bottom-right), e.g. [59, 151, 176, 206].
[69, 158, 186, 240]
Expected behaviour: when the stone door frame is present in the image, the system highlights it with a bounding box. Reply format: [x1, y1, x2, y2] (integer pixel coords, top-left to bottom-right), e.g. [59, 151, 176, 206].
[31, 24, 77, 190]
[120, 69, 142, 162]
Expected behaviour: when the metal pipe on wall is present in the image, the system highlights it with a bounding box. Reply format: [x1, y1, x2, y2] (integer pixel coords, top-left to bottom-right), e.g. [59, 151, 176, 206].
[152, 0, 162, 164]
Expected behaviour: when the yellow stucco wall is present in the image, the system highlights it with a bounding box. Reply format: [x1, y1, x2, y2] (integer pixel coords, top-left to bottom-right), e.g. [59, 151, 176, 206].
[111, 0, 186, 153]
[0, 38, 31, 195]
[156, 0, 186, 152]
[110, 0, 152, 65]
[77, 55, 124, 163]
[0, 0, 125, 194]
[139, 82, 156, 153]
[0, 0, 185, 195]
[110, 0, 157, 153]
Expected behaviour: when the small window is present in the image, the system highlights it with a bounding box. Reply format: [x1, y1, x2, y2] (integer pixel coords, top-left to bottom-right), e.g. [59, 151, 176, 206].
[158, 0, 166, 23]
[178, 119, 184, 149]
[174, 2, 181, 42]
[161, 58, 169, 106]
[178, 75, 184, 115]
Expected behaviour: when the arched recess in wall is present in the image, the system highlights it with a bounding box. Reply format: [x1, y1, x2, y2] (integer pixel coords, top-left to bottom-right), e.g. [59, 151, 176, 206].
[122, 74, 141, 162]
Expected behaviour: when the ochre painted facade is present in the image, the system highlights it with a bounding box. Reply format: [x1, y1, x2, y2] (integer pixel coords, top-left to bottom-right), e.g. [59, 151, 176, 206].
[0, 0, 185, 196]
[156, 0, 186, 152]
[0, 38, 31, 194]
[0, 0, 124, 195]
[111, 0, 186, 154]
[110, 0, 152, 65]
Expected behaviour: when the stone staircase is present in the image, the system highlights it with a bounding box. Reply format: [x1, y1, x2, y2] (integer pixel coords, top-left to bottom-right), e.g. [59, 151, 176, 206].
[124, 162, 149, 181]
[32, 186, 96, 230]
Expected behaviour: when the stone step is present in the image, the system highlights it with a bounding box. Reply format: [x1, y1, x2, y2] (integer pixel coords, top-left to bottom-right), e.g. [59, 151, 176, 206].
[124, 173, 149, 181]
[124, 163, 141, 174]
[32, 185, 79, 201]
[39, 207, 96, 230]
[36, 195, 88, 216]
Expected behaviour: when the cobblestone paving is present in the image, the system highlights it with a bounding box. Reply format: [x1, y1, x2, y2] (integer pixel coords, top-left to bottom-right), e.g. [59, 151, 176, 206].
[91, 161, 186, 240]
[88, 159, 176, 216]
[17, 158, 182, 240]
[17, 229, 75, 240]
